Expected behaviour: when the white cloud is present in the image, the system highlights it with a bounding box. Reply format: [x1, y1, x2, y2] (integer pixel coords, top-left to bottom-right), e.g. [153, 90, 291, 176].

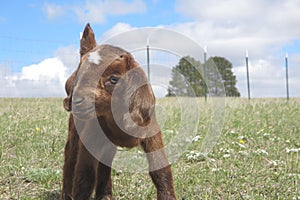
[174, 0, 300, 45]
[43, 3, 65, 20]
[229, 52, 300, 98]
[101, 3, 300, 98]
[175, 0, 300, 36]
[20, 58, 66, 81]
[100, 22, 135, 42]
[0, 44, 82, 97]
[170, 0, 300, 97]
[74, 0, 146, 24]
[54, 45, 80, 74]
[7, 0, 300, 98]
[0, 58, 68, 97]
[43, 0, 146, 24]
[176, 0, 259, 22]
[233, 59, 286, 97]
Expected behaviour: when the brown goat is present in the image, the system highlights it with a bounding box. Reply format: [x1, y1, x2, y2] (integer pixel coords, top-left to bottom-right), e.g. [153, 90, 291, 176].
[60, 24, 177, 200]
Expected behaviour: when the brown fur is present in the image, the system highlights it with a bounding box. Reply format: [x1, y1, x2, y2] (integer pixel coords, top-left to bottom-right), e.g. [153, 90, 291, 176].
[60, 23, 177, 200]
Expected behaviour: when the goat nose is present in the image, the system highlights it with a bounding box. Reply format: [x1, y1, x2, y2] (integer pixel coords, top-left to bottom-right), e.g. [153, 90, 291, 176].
[72, 96, 84, 105]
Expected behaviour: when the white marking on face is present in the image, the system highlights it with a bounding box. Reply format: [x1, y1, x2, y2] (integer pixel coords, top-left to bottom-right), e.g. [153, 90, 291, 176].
[88, 51, 102, 65]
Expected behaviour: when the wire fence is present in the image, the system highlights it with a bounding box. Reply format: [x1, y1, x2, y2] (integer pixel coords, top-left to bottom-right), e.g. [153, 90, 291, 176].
[0, 36, 296, 99]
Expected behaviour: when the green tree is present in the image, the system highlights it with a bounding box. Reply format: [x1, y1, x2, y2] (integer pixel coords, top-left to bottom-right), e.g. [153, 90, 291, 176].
[167, 56, 240, 97]
[209, 56, 240, 97]
[167, 56, 205, 97]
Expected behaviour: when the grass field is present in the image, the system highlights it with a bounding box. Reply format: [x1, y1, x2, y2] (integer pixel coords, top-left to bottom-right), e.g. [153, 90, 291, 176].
[0, 98, 299, 199]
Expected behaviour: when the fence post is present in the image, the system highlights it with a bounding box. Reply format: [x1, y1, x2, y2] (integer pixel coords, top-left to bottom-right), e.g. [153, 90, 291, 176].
[285, 53, 290, 100]
[146, 44, 150, 81]
[204, 45, 207, 101]
[245, 50, 251, 100]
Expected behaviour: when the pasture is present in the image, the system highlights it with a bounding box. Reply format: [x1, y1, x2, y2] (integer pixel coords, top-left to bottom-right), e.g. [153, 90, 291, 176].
[0, 98, 299, 199]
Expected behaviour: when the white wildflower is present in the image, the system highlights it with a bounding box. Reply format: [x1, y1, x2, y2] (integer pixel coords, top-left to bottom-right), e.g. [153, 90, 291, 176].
[237, 143, 246, 148]
[238, 135, 246, 140]
[256, 149, 268, 156]
[263, 133, 270, 137]
[286, 148, 300, 153]
[223, 154, 230, 158]
[192, 135, 201, 142]
[238, 151, 249, 156]
[186, 151, 205, 161]
[212, 168, 220, 172]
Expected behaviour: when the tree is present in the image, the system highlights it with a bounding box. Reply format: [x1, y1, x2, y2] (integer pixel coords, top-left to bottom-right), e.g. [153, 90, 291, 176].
[167, 56, 240, 97]
[167, 56, 205, 97]
[209, 56, 240, 97]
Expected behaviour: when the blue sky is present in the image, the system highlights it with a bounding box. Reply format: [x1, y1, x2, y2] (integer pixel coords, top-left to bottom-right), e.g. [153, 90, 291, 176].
[1, 0, 300, 97]
[1, 1, 178, 69]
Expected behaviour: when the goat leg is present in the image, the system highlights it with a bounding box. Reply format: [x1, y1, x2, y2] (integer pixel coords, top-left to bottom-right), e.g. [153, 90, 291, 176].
[61, 115, 79, 200]
[72, 141, 98, 200]
[141, 133, 177, 200]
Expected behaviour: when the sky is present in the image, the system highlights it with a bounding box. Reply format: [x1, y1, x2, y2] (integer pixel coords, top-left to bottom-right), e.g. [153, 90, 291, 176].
[0, 0, 300, 98]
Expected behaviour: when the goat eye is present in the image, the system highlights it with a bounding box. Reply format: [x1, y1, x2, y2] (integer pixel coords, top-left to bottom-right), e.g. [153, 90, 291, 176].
[110, 76, 119, 84]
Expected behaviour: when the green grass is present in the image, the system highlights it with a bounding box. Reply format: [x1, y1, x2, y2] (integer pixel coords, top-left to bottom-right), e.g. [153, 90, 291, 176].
[0, 98, 299, 199]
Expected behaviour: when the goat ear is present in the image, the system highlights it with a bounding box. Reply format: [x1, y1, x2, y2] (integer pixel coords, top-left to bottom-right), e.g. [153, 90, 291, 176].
[63, 71, 76, 111]
[129, 69, 155, 125]
[132, 84, 155, 124]
[63, 96, 72, 112]
[80, 23, 97, 57]
[122, 52, 138, 70]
